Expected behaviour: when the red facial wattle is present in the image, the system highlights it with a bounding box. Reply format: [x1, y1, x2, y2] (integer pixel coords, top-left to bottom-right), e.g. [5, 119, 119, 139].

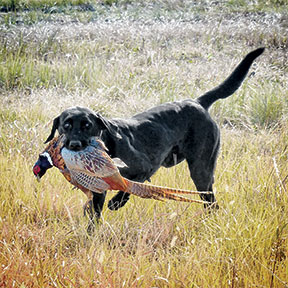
[33, 165, 41, 175]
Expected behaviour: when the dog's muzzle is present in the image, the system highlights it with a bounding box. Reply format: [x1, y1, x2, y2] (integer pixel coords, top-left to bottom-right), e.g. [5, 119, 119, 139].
[67, 140, 83, 151]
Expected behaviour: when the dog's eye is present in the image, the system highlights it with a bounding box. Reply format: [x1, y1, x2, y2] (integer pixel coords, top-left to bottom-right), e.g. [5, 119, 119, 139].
[63, 123, 71, 130]
[83, 122, 92, 129]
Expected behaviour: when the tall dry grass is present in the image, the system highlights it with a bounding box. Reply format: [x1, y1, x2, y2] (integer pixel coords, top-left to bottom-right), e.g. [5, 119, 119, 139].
[0, 0, 288, 287]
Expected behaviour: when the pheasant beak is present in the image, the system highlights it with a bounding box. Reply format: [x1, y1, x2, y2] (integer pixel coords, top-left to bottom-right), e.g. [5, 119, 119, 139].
[36, 174, 41, 182]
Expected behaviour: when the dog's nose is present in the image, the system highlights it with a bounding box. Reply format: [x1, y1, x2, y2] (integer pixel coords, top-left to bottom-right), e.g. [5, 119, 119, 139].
[68, 140, 82, 151]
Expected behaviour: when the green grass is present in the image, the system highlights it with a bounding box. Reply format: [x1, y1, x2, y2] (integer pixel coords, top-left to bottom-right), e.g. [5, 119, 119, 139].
[0, 0, 287, 12]
[0, 0, 288, 287]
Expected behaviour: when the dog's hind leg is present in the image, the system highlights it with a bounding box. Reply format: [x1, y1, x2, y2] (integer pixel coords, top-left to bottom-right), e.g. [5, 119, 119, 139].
[187, 158, 219, 209]
[185, 134, 220, 209]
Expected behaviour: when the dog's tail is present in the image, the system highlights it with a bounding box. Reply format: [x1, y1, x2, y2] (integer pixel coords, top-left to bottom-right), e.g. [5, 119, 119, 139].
[196, 47, 265, 110]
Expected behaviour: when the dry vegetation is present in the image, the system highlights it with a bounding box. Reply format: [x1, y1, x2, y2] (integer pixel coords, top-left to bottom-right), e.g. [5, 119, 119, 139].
[0, 0, 288, 287]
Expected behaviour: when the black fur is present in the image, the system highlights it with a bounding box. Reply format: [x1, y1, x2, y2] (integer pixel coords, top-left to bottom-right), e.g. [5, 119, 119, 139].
[45, 48, 264, 217]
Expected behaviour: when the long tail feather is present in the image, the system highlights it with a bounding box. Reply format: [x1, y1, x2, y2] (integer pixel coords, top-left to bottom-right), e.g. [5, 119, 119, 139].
[150, 191, 211, 204]
[125, 180, 211, 204]
[139, 183, 213, 195]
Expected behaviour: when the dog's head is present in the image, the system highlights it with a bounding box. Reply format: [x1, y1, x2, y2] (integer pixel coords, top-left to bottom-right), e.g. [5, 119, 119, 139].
[45, 106, 121, 151]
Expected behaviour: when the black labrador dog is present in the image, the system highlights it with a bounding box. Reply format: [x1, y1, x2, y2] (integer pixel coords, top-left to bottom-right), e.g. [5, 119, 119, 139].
[45, 48, 264, 217]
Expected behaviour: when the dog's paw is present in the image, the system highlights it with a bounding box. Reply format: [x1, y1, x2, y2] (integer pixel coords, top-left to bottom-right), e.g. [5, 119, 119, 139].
[204, 201, 219, 210]
[108, 192, 130, 210]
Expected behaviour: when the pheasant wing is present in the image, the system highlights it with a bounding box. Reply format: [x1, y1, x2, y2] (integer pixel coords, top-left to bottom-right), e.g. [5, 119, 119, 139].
[69, 170, 110, 192]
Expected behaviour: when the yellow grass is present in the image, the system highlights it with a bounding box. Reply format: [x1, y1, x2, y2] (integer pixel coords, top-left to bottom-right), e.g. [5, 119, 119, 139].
[0, 125, 287, 287]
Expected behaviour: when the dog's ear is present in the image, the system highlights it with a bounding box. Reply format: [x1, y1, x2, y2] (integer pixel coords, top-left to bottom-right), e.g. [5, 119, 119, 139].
[44, 116, 60, 143]
[91, 113, 122, 139]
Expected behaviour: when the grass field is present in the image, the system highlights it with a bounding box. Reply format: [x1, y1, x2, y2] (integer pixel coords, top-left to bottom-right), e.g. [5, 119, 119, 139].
[0, 0, 288, 287]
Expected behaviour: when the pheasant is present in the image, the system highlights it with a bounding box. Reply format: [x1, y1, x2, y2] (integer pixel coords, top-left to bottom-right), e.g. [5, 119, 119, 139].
[33, 135, 95, 214]
[33, 135, 212, 211]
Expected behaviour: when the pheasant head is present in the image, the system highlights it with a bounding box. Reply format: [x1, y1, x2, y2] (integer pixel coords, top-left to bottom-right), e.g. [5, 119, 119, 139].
[33, 135, 66, 180]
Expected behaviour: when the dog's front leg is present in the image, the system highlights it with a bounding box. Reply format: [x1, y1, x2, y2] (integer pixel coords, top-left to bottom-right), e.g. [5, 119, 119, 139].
[85, 191, 106, 234]
[92, 191, 106, 218]
[107, 167, 149, 210]
[108, 191, 130, 211]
